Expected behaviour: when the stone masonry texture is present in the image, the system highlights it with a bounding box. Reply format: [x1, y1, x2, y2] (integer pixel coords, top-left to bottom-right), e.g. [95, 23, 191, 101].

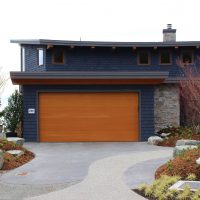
[154, 84, 180, 132]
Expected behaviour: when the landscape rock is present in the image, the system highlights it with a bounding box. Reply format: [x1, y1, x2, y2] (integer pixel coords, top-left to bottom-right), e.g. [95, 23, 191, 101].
[148, 136, 163, 145]
[196, 157, 200, 165]
[7, 150, 24, 157]
[176, 139, 200, 146]
[0, 149, 4, 169]
[160, 132, 172, 138]
[0, 132, 6, 140]
[173, 145, 198, 157]
[7, 137, 25, 146]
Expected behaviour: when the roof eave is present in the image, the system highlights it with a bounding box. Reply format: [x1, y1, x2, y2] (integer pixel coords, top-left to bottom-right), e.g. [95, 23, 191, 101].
[10, 71, 169, 85]
[10, 39, 200, 47]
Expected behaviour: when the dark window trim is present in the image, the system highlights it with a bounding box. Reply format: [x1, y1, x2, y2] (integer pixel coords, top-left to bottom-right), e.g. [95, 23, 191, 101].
[37, 48, 44, 66]
[137, 51, 151, 65]
[159, 50, 172, 65]
[181, 50, 194, 64]
[52, 48, 65, 65]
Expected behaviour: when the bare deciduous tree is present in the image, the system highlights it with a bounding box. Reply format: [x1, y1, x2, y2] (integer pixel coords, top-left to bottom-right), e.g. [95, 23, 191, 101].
[0, 67, 8, 106]
[179, 63, 200, 126]
[0, 68, 7, 91]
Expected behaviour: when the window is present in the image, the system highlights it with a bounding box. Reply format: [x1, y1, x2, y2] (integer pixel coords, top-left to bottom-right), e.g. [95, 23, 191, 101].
[159, 51, 172, 65]
[38, 49, 44, 66]
[138, 51, 150, 65]
[53, 48, 64, 64]
[21, 47, 25, 71]
[181, 51, 193, 64]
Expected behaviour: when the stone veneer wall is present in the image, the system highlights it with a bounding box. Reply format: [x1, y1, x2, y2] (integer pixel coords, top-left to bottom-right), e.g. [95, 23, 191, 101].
[154, 84, 180, 132]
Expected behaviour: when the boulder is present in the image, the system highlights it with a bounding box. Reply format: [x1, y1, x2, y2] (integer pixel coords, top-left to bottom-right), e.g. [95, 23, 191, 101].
[7, 137, 25, 146]
[196, 157, 200, 165]
[148, 136, 163, 145]
[176, 139, 200, 146]
[0, 150, 4, 169]
[173, 145, 198, 157]
[0, 132, 6, 140]
[7, 150, 24, 157]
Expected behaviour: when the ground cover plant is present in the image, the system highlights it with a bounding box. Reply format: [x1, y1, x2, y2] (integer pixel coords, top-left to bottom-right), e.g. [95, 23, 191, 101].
[157, 126, 200, 147]
[155, 147, 200, 180]
[0, 139, 34, 171]
[134, 175, 200, 200]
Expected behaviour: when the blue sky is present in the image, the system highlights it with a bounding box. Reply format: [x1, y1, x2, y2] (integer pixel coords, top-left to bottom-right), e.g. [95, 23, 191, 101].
[0, 0, 200, 107]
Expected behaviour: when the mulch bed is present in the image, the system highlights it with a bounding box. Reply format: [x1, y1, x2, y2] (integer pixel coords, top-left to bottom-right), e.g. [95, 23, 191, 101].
[157, 134, 200, 147]
[155, 148, 200, 180]
[0, 140, 35, 171]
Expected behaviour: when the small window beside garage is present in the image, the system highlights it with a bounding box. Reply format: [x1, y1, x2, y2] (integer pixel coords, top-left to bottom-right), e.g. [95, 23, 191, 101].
[138, 51, 150, 65]
[159, 51, 172, 65]
[52, 48, 64, 64]
[181, 51, 193, 64]
[37, 48, 44, 66]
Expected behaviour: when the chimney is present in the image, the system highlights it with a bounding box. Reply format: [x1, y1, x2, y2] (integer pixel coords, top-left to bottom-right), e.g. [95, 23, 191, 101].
[163, 24, 176, 42]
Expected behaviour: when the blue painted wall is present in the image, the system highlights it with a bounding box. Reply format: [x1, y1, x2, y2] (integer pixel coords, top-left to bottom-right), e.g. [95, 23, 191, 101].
[23, 45, 46, 72]
[24, 45, 199, 77]
[23, 85, 155, 142]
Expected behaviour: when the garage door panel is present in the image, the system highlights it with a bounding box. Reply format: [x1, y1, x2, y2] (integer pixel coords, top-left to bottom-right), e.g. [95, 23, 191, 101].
[39, 92, 139, 142]
[40, 132, 137, 142]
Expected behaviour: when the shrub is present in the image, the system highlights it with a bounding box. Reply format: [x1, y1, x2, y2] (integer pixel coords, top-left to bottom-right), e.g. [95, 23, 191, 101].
[157, 126, 193, 137]
[0, 90, 23, 133]
[186, 173, 197, 181]
[192, 189, 200, 200]
[155, 148, 200, 180]
[157, 126, 200, 147]
[136, 175, 200, 200]
[177, 185, 191, 200]
[137, 175, 181, 200]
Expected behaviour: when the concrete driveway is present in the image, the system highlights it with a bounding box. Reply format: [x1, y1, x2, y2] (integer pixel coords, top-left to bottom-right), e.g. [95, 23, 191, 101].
[0, 142, 172, 199]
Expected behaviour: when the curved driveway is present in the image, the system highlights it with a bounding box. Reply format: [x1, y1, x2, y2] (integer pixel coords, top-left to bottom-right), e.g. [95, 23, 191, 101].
[0, 142, 172, 199]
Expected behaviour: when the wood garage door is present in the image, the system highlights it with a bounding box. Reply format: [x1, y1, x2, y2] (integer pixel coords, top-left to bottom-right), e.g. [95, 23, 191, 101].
[39, 92, 139, 142]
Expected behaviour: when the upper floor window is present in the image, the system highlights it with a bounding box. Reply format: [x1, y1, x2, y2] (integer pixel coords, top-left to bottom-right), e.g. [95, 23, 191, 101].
[53, 48, 64, 64]
[159, 51, 172, 65]
[38, 48, 44, 66]
[181, 51, 193, 64]
[21, 47, 25, 71]
[137, 51, 150, 65]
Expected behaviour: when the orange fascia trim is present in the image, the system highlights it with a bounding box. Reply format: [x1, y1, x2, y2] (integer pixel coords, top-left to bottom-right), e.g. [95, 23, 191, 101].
[12, 78, 165, 85]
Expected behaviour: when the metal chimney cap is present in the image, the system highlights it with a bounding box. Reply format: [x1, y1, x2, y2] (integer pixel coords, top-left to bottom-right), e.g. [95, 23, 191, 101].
[167, 24, 172, 29]
[163, 24, 176, 33]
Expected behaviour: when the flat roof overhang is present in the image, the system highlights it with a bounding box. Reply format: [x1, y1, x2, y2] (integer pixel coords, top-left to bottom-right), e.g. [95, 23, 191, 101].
[10, 71, 170, 85]
[10, 39, 200, 48]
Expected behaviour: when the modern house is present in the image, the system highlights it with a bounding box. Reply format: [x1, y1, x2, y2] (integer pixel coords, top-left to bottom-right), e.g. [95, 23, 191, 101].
[10, 24, 200, 142]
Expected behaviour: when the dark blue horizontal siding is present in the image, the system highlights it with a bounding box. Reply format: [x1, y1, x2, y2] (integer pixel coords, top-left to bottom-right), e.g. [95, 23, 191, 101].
[23, 85, 155, 142]
[23, 45, 46, 72]
[24, 45, 200, 77]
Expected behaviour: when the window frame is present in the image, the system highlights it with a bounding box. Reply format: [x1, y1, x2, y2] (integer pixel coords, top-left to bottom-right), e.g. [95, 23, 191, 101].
[37, 48, 44, 66]
[181, 50, 194, 64]
[21, 47, 25, 71]
[137, 51, 151, 65]
[52, 48, 65, 64]
[159, 50, 172, 65]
